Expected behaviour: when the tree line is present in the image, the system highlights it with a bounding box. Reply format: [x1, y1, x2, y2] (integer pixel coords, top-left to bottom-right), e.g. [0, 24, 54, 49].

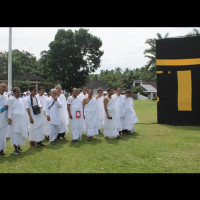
[0, 28, 199, 92]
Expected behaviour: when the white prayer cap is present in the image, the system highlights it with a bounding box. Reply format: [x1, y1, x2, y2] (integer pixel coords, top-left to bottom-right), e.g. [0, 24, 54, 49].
[51, 88, 57, 93]
[23, 92, 26, 94]
[103, 91, 107, 94]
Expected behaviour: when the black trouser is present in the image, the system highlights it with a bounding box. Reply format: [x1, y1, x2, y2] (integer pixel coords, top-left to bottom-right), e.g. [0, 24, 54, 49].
[57, 132, 65, 139]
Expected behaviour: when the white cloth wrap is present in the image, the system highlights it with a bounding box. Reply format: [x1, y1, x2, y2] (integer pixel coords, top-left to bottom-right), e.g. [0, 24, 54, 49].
[84, 97, 99, 137]
[68, 97, 83, 140]
[58, 94, 69, 133]
[103, 97, 119, 138]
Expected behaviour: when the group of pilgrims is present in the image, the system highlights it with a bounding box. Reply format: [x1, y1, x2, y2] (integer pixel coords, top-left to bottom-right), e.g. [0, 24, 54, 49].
[0, 82, 138, 155]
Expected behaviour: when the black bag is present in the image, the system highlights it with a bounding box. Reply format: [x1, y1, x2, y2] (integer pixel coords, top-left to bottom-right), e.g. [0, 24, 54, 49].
[30, 95, 41, 115]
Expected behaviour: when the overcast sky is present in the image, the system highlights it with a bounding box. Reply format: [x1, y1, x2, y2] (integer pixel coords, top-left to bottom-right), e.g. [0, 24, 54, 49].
[0, 27, 197, 73]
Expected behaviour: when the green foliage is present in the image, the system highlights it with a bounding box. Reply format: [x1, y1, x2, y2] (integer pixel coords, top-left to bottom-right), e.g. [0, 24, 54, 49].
[143, 32, 169, 80]
[186, 28, 200, 36]
[17, 81, 29, 92]
[132, 85, 143, 94]
[39, 28, 104, 92]
[0, 49, 39, 78]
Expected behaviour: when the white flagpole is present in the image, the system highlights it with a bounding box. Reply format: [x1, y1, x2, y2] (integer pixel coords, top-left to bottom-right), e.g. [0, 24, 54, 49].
[8, 27, 12, 92]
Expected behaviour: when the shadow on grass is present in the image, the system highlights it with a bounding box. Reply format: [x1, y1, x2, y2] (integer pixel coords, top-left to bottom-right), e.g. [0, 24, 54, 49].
[0, 138, 69, 164]
[120, 132, 139, 141]
[158, 124, 200, 132]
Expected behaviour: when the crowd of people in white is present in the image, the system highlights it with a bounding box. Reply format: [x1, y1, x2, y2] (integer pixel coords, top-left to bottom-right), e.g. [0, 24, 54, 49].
[0, 82, 138, 155]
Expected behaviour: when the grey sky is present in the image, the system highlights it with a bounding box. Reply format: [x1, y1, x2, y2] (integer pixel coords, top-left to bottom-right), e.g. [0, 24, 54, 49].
[0, 27, 197, 73]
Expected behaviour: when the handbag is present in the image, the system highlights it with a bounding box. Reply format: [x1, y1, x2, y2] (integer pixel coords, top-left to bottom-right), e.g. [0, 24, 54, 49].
[30, 95, 41, 115]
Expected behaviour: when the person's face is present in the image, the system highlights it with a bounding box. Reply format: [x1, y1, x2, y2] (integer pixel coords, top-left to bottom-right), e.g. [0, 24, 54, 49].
[51, 91, 57, 98]
[31, 88, 37, 96]
[56, 86, 62, 94]
[14, 88, 21, 98]
[108, 89, 113, 96]
[82, 87, 87, 94]
[39, 89, 45, 96]
[88, 89, 93, 96]
[98, 91, 103, 97]
[116, 88, 121, 96]
[72, 89, 78, 97]
[0, 84, 7, 94]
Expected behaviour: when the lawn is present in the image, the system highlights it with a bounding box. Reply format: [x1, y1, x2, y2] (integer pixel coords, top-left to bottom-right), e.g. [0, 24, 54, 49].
[1, 100, 200, 173]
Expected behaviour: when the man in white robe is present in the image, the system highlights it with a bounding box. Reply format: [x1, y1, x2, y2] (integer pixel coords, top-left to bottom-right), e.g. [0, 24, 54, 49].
[5, 90, 13, 139]
[7, 87, 28, 155]
[78, 86, 88, 133]
[46, 89, 63, 145]
[122, 90, 138, 134]
[112, 87, 125, 135]
[103, 88, 122, 139]
[56, 85, 69, 140]
[95, 89, 104, 133]
[83, 89, 99, 141]
[36, 86, 50, 140]
[26, 86, 44, 149]
[67, 88, 83, 143]
[0, 83, 8, 155]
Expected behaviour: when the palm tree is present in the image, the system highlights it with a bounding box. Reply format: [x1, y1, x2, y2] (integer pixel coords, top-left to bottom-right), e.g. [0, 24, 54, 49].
[143, 33, 169, 79]
[186, 28, 200, 36]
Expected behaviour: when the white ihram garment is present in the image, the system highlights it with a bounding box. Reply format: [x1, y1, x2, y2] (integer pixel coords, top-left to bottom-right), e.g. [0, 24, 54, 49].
[45, 97, 63, 142]
[103, 97, 119, 138]
[25, 95, 43, 142]
[7, 96, 28, 146]
[36, 94, 50, 136]
[67, 96, 83, 140]
[84, 97, 99, 137]
[96, 96, 104, 130]
[122, 97, 138, 133]
[58, 94, 69, 134]
[0, 94, 8, 150]
[112, 94, 125, 132]
[78, 93, 88, 132]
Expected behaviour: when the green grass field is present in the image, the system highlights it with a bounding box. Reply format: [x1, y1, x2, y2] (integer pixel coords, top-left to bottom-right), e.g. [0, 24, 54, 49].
[1, 100, 200, 173]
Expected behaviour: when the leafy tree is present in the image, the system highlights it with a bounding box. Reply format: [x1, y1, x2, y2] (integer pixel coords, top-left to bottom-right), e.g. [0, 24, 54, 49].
[186, 28, 200, 36]
[0, 49, 39, 78]
[39, 28, 104, 92]
[143, 33, 169, 80]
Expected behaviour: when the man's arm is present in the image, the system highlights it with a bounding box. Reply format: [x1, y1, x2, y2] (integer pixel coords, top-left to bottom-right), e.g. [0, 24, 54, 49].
[67, 104, 72, 119]
[45, 99, 50, 121]
[25, 98, 34, 124]
[82, 99, 87, 119]
[103, 98, 112, 119]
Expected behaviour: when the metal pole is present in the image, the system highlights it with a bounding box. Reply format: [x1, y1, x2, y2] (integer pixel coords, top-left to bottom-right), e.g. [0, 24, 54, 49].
[8, 27, 12, 92]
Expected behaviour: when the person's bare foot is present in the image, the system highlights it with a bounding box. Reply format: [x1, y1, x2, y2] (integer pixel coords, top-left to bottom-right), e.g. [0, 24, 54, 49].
[87, 137, 93, 141]
[0, 151, 6, 155]
[116, 135, 122, 139]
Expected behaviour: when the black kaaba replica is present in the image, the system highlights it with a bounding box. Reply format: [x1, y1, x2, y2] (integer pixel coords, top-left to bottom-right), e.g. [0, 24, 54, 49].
[156, 35, 200, 125]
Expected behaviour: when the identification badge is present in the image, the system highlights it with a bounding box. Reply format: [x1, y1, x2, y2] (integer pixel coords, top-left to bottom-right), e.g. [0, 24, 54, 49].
[76, 111, 81, 118]
[0, 106, 7, 113]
